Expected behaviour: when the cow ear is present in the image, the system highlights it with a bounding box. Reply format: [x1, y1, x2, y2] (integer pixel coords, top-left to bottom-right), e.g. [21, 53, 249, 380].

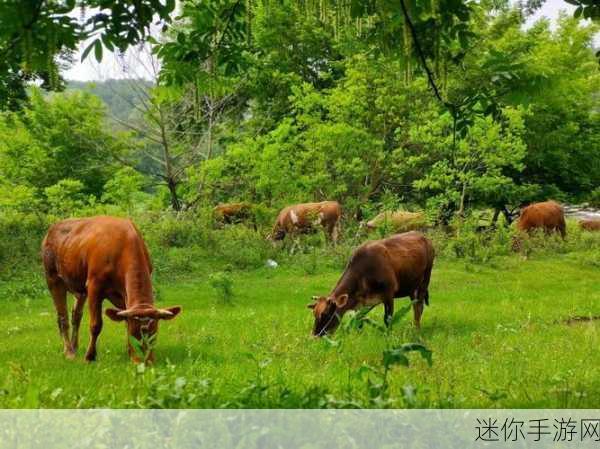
[306, 303, 316, 309]
[106, 308, 127, 322]
[334, 294, 348, 308]
[157, 306, 182, 320]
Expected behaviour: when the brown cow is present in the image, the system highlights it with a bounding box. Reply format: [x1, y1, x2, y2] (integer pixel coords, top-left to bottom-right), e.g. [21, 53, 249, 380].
[308, 231, 434, 336]
[213, 202, 252, 225]
[580, 219, 600, 232]
[516, 200, 566, 238]
[42, 216, 181, 362]
[270, 201, 341, 243]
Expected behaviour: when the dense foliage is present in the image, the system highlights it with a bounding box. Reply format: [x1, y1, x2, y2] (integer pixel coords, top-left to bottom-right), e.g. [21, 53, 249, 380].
[0, 1, 598, 223]
[0, 2, 598, 224]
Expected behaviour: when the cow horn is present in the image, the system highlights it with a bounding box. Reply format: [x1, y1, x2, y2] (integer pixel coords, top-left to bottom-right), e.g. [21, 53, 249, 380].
[116, 308, 137, 318]
[156, 308, 173, 318]
[311, 296, 319, 301]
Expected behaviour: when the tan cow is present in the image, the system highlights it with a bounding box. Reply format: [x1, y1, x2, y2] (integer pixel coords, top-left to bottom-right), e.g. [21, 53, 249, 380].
[42, 216, 181, 362]
[580, 219, 600, 232]
[213, 202, 253, 225]
[308, 231, 435, 336]
[365, 210, 427, 233]
[270, 201, 341, 243]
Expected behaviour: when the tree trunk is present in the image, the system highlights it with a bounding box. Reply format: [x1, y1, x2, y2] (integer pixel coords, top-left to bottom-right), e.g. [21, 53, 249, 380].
[457, 182, 467, 218]
[167, 177, 181, 212]
[158, 105, 181, 211]
[492, 208, 501, 226]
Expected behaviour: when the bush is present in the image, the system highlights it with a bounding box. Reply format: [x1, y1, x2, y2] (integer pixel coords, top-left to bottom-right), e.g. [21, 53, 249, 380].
[142, 212, 212, 249]
[588, 187, 600, 208]
[0, 212, 49, 275]
[214, 226, 276, 270]
[44, 179, 88, 216]
[208, 271, 235, 304]
[432, 216, 511, 264]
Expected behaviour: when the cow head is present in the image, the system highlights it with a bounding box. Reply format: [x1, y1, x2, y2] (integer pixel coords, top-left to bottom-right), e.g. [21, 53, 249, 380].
[307, 294, 349, 336]
[106, 305, 181, 362]
[266, 227, 286, 242]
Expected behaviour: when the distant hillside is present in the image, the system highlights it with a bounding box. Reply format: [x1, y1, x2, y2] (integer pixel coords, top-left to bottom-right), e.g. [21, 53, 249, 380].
[66, 79, 153, 122]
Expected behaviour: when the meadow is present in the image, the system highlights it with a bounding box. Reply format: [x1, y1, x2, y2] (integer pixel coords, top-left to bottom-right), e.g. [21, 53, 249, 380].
[1, 216, 599, 409]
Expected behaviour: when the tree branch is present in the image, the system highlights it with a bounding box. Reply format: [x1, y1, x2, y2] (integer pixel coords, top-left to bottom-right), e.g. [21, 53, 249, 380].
[399, 0, 455, 115]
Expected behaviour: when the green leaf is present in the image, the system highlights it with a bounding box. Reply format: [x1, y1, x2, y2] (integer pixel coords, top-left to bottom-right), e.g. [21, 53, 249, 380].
[94, 39, 103, 62]
[129, 335, 145, 359]
[382, 348, 410, 368]
[101, 35, 114, 52]
[390, 303, 412, 327]
[81, 41, 95, 61]
[322, 336, 340, 348]
[400, 342, 433, 366]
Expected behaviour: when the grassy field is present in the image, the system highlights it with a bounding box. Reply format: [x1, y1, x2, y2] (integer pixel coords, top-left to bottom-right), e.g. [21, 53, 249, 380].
[1, 247, 600, 409]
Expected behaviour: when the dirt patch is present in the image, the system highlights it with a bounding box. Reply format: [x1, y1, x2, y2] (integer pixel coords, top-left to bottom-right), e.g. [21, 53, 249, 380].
[562, 315, 600, 325]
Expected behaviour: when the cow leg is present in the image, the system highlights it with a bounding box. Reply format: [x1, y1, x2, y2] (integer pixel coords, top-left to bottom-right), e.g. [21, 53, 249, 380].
[48, 278, 75, 359]
[84, 284, 103, 362]
[413, 265, 432, 330]
[329, 222, 340, 245]
[383, 295, 394, 327]
[290, 233, 300, 254]
[412, 300, 424, 330]
[70, 293, 86, 353]
[559, 222, 567, 239]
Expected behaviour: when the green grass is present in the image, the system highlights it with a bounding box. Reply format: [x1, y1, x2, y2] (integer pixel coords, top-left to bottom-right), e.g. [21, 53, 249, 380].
[1, 251, 600, 408]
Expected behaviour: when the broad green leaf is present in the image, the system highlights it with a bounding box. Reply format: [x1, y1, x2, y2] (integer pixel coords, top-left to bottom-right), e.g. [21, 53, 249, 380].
[94, 39, 103, 62]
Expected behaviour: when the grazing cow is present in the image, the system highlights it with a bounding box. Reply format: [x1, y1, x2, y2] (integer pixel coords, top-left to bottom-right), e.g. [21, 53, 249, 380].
[213, 202, 252, 225]
[364, 210, 426, 233]
[308, 231, 435, 336]
[270, 201, 341, 243]
[516, 200, 566, 238]
[580, 219, 600, 232]
[42, 216, 181, 362]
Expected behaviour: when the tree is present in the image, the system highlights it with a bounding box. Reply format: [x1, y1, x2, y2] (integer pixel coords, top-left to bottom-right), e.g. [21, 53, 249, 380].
[0, 0, 176, 110]
[44, 179, 88, 216]
[410, 107, 528, 222]
[101, 44, 228, 211]
[102, 167, 146, 213]
[0, 88, 129, 209]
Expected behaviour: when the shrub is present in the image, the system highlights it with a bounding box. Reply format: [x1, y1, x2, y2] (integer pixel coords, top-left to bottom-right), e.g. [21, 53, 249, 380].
[215, 226, 276, 270]
[208, 271, 235, 304]
[588, 187, 600, 208]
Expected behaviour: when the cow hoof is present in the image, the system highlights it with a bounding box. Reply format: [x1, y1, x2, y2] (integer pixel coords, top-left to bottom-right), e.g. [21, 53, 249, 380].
[84, 354, 96, 362]
[65, 351, 76, 360]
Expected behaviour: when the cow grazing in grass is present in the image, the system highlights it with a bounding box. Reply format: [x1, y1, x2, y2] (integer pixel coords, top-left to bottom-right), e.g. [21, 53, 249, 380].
[213, 202, 253, 225]
[516, 201, 566, 238]
[580, 219, 600, 232]
[269, 201, 341, 243]
[364, 210, 427, 233]
[42, 216, 181, 362]
[308, 231, 435, 336]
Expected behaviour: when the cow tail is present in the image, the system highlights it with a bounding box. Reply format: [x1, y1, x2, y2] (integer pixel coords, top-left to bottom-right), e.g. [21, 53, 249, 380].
[423, 246, 434, 306]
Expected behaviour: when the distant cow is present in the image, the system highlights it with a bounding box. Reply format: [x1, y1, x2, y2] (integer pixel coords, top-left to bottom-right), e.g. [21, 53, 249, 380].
[580, 219, 600, 232]
[516, 201, 566, 238]
[308, 231, 434, 336]
[42, 216, 181, 362]
[213, 202, 252, 225]
[364, 210, 426, 233]
[270, 201, 341, 243]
